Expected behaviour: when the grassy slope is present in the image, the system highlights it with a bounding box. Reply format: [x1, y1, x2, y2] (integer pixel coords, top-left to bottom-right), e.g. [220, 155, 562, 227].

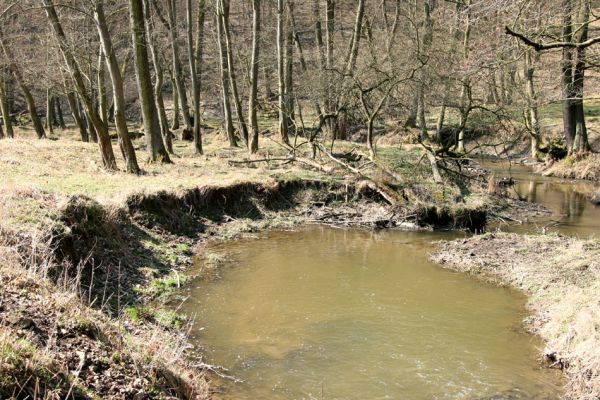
[433, 233, 600, 400]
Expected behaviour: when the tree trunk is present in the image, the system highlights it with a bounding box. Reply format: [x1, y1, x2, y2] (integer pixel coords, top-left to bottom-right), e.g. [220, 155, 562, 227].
[524, 50, 540, 159]
[216, 0, 237, 147]
[55, 96, 65, 129]
[436, 104, 446, 143]
[42, 0, 117, 169]
[166, 0, 192, 134]
[95, 1, 141, 174]
[66, 91, 89, 142]
[283, 0, 295, 134]
[220, 0, 249, 145]
[170, 70, 180, 130]
[572, 0, 590, 152]
[129, 0, 171, 163]
[0, 70, 14, 138]
[144, 0, 174, 154]
[276, 0, 288, 144]
[46, 90, 54, 135]
[0, 29, 45, 139]
[2, 37, 44, 138]
[186, 0, 200, 153]
[248, 0, 261, 154]
[562, 0, 576, 151]
[192, 0, 206, 154]
[97, 48, 109, 128]
[345, 0, 365, 75]
[456, 0, 471, 153]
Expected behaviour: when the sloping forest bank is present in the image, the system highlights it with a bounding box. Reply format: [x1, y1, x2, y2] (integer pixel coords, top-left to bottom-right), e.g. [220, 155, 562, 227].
[0, 137, 539, 399]
[433, 233, 600, 400]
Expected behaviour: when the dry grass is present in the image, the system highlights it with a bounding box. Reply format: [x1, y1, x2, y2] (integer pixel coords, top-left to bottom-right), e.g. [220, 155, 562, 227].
[433, 233, 600, 400]
[0, 236, 209, 399]
[0, 129, 324, 204]
[539, 152, 600, 181]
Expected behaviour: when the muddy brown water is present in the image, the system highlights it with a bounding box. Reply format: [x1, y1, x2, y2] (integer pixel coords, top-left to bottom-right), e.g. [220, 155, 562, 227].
[484, 160, 600, 236]
[180, 163, 595, 399]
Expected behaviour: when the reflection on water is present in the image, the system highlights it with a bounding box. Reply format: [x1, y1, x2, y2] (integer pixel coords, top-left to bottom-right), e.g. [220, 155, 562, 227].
[182, 228, 561, 399]
[485, 161, 600, 236]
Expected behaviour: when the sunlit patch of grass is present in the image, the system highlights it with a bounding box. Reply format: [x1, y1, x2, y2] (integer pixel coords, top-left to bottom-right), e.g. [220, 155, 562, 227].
[135, 271, 189, 301]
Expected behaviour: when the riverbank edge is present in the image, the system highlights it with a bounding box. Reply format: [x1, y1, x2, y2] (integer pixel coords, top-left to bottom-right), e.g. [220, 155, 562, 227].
[432, 233, 600, 400]
[3, 175, 505, 399]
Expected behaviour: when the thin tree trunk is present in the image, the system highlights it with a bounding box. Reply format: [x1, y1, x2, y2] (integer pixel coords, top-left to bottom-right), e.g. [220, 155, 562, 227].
[129, 0, 171, 163]
[524, 50, 540, 159]
[276, 0, 288, 144]
[145, 0, 174, 154]
[345, 0, 365, 75]
[0, 27, 46, 139]
[573, 0, 590, 152]
[95, 1, 141, 174]
[187, 0, 204, 154]
[283, 0, 295, 133]
[0, 70, 14, 138]
[220, 0, 248, 145]
[42, 0, 117, 169]
[55, 96, 65, 129]
[248, 0, 261, 154]
[291, 1, 320, 120]
[562, 0, 576, 152]
[456, 0, 471, 153]
[436, 105, 446, 143]
[46, 90, 54, 135]
[166, 0, 192, 134]
[171, 71, 180, 131]
[216, 0, 237, 146]
[97, 47, 108, 128]
[66, 91, 89, 142]
[194, 0, 207, 154]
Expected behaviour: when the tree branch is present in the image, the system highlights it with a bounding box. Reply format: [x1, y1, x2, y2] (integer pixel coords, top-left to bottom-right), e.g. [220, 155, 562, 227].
[505, 26, 600, 51]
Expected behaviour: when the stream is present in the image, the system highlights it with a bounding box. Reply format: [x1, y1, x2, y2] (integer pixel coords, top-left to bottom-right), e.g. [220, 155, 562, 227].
[180, 162, 598, 399]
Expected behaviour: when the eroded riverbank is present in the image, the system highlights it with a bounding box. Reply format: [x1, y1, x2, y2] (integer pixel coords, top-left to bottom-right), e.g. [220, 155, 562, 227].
[1, 172, 520, 399]
[433, 233, 600, 399]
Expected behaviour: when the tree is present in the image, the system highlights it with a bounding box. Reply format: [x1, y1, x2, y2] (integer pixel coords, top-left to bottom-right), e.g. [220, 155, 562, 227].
[505, 0, 598, 153]
[94, 0, 141, 174]
[248, 0, 261, 154]
[276, 0, 288, 144]
[42, 0, 117, 170]
[0, 27, 45, 139]
[216, 0, 237, 147]
[0, 68, 13, 138]
[144, 0, 174, 154]
[129, 0, 171, 163]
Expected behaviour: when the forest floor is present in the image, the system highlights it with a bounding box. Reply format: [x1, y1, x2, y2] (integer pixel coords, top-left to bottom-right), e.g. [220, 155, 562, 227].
[433, 233, 600, 400]
[2, 125, 545, 399]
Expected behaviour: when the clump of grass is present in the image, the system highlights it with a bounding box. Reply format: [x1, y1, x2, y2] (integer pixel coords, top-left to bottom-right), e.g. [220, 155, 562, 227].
[136, 271, 189, 301]
[204, 252, 227, 268]
[124, 305, 187, 329]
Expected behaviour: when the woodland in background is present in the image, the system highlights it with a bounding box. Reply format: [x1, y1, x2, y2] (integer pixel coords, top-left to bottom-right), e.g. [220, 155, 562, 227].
[0, 0, 598, 178]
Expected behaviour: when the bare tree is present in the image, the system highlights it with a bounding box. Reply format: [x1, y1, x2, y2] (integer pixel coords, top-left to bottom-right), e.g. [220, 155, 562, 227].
[94, 1, 141, 174]
[129, 0, 171, 163]
[248, 0, 261, 153]
[42, 0, 117, 169]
